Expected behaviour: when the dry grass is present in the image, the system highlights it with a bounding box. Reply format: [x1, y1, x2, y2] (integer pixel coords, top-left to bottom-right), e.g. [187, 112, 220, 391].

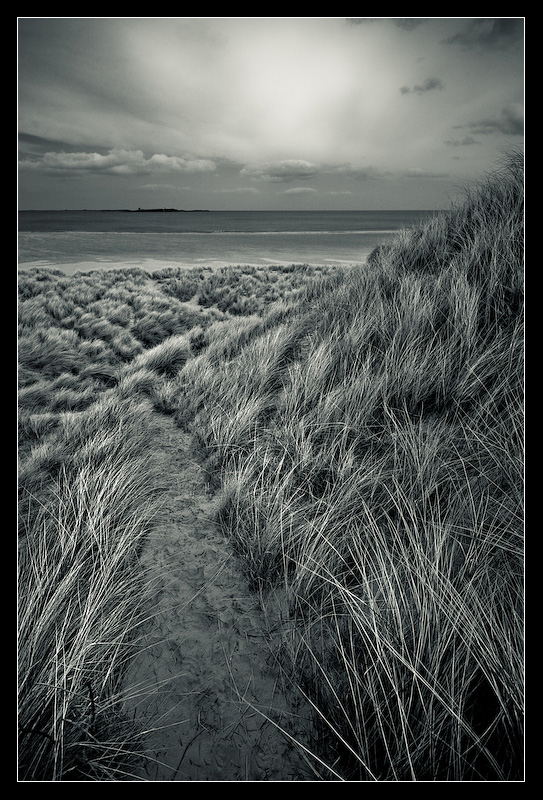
[18, 260, 330, 780]
[18, 153, 523, 781]
[18, 396, 161, 780]
[175, 153, 524, 780]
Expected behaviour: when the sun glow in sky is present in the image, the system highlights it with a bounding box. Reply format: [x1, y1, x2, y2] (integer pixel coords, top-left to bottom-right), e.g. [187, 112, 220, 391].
[18, 17, 524, 210]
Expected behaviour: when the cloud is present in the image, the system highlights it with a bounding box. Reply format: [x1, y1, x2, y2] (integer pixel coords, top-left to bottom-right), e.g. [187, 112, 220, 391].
[283, 187, 318, 195]
[240, 160, 387, 185]
[17, 18, 524, 211]
[345, 18, 379, 26]
[456, 103, 524, 136]
[140, 183, 178, 191]
[333, 164, 388, 181]
[19, 148, 217, 176]
[444, 18, 524, 50]
[240, 160, 320, 182]
[346, 18, 426, 30]
[445, 135, 480, 147]
[403, 167, 450, 179]
[400, 77, 445, 95]
[213, 187, 260, 194]
[392, 19, 427, 31]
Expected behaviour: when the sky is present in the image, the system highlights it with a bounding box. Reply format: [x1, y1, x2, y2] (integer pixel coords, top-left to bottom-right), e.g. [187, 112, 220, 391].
[18, 17, 524, 211]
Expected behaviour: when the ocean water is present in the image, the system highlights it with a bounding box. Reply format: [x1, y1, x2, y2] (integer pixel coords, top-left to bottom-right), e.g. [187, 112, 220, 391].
[18, 209, 437, 274]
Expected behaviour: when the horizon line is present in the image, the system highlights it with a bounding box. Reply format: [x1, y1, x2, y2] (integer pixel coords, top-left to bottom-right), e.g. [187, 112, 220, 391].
[18, 207, 441, 213]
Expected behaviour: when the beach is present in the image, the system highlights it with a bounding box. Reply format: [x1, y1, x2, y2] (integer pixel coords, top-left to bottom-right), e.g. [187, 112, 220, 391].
[18, 209, 436, 275]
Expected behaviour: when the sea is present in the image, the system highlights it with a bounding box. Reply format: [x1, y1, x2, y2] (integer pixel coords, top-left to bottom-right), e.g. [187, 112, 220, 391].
[18, 209, 437, 275]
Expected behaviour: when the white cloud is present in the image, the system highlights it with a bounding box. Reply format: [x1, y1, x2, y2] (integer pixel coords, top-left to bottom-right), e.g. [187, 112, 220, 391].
[283, 187, 318, 195]
[19, 148, 217, 176]
[140, 183, 179, 191]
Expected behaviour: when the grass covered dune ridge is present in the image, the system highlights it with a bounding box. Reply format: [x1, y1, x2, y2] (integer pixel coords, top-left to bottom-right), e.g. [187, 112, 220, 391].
[18, 153, 524, 780]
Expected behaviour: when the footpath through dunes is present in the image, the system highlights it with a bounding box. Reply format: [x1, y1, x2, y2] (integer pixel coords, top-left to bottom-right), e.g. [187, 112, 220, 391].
[123, 412, 317, 781]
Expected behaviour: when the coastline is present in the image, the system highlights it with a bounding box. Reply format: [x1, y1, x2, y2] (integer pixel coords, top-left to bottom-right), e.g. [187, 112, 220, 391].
[18, 210, 408, 276]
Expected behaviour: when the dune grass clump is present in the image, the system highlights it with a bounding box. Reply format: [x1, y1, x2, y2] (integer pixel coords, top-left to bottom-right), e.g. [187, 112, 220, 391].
[194, 263, 332, 316]
[18, 395, 161, 781]
[176, 154, 524, 780]
[115, 336, 192, 414]
[127, 334, 191, 377]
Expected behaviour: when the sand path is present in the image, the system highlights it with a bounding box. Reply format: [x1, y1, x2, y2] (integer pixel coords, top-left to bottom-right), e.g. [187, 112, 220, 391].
[123, 412, 316, 781]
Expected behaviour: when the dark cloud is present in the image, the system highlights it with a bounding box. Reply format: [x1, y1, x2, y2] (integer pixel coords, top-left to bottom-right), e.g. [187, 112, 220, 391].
[392, 19, 427, 31]
[346, 18, 426, 30]
[444, 18, 524, 50]
[445, 135, 481, 147]
[400, 77, 445, 95]
[457, 104, 524, 136]
[403, 167, 450, 179]
[18, 132, 100, 158]
[345, 18, 379, 25]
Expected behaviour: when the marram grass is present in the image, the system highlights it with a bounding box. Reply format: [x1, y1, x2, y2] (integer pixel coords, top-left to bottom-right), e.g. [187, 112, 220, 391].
[178, 153, 524, 780]
[18, 153, 523, 780]
[18, 397, 161, 780]
[18, 261, 330, 780]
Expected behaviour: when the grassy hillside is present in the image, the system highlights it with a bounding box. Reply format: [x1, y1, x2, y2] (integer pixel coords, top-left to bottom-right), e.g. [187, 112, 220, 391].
[17, 262, 334, 780]
[175, 153, 524, 780]
[18, 153, 523, 780]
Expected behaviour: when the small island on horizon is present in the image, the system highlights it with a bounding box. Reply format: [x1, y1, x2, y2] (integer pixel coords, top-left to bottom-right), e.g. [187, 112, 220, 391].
[126, 207, 210, 213]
